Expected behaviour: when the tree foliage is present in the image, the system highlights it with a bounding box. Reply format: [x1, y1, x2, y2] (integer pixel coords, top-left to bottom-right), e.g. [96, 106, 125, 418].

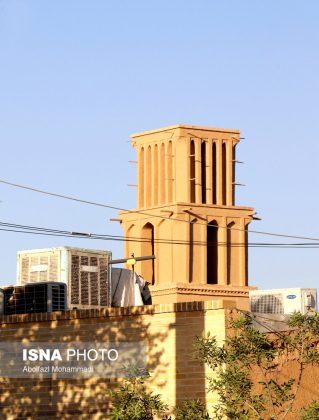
[108, 367, 211, 419]
[300, 401, 319, 420]
[174, 399, 212, 420]
[108, 367, 168, 420]
[194, 312, 319, 420]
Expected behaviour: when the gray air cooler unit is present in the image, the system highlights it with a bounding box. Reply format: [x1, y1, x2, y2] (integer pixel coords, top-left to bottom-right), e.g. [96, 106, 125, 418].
[2, 282, 67, 315]
[17, 247, 112, 309]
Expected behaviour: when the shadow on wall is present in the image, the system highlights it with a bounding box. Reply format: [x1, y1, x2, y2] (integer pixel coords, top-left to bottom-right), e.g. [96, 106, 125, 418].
[174, 302, 206, 408]
[0, 307, 169, 419]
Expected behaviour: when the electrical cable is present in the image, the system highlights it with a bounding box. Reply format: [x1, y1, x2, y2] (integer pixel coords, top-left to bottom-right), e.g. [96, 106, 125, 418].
[2, 221, 319, 248]
[2, 179, 319, 242]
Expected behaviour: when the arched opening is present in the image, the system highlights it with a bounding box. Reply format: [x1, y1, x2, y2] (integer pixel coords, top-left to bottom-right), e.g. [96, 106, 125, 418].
[139, 148, 144, 207]
[190, 140, 195, 203]
[207, 220, 218, 284]
[212, 142, 217, 204]
[141, 223, 155, 285]
[154, 144, 158, 205]
[201, 141, 206, 204]
[227, 221, 236, 285]
[222, 143, 227, 205]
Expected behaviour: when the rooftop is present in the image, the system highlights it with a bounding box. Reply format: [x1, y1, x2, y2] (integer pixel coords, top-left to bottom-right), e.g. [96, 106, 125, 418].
[131, 124, 240, 138]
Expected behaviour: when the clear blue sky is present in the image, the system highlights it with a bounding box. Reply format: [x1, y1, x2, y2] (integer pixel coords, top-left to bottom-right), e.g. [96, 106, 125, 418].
[1, 0, 319, 290]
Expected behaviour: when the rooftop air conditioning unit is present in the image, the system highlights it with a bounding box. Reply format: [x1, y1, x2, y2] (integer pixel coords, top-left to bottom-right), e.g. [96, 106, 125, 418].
[249, 288, 317, 315]
[17, 247, 112, 309]
[2, 282, 67, 315]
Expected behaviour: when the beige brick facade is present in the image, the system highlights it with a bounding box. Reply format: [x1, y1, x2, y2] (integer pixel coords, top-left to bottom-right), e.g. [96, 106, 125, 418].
[1, 304, 319, 418]
[0, 301, 231, 419]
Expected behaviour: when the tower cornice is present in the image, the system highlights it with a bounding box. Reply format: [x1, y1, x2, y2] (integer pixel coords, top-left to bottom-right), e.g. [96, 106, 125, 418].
[131, 124, 240, 139]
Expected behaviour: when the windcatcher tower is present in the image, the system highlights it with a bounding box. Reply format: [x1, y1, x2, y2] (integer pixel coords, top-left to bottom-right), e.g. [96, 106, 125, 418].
[119, 125, 255, 309]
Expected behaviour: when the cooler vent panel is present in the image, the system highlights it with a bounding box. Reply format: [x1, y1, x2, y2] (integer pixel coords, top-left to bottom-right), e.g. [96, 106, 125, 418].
[250, 294, 284, 314]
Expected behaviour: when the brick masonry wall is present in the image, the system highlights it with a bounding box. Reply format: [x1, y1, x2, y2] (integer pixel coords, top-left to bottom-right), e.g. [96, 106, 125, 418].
[226, 309, 319, 420]
[0, 300, 232, 419]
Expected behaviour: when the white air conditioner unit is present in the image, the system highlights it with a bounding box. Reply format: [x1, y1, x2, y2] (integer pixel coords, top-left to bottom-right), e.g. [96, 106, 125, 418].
[249, 288, 317, 315]
[17, 247, 112, 309]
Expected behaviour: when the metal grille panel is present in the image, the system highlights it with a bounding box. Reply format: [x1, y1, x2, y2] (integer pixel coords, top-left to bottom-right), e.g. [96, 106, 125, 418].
[3, 283, 66, 314]
[71, 255, 80, 305]
[51, 284, 66, 311]
[18, 248, 111, 308]
[250, 294, 284, 314]
[99, 258, 108, 306]
[90, 257, 98, 305]
[80, 256, 89, 305]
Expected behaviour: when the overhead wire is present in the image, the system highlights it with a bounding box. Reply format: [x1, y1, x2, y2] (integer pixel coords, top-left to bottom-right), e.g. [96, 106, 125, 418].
[236, 309, 288, 338]
[1, 221, 319, 248]
[1, 178, 319, 242]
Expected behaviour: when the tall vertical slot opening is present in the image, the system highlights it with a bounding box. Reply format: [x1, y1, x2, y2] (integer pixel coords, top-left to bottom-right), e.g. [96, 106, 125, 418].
[207, 220, 218, 284]
[141, 223, 155, 285]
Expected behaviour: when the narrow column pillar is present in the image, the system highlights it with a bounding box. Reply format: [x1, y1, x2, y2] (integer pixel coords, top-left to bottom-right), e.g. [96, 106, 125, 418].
[186, 138, 192, 202]
[159, 142, 166, 204]
[206, 140, 213, 204]
[238, 220, 248, 286]
[217, 218, 227, 285]
[153, 144, 159, 206]
[145, 145, 153, 207]
[167, 141, 173, 203]
[138, 147, 145, 208]
[124, 223, 130, 259]
[195, 139, 202, 203]
[170, 141, 175, 203]
[216, 140, 223, 205]
[164, 142, 171, 204]
[226, 141, 234, 206]
[125, 222, 142, 271]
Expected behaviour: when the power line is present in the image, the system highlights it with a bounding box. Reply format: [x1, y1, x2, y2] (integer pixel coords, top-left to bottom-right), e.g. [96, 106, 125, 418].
[2, 221, 319, 248]
[1, 178, 319, 242]
[0, 179, 126, 211]
[237, 310, 288, 339]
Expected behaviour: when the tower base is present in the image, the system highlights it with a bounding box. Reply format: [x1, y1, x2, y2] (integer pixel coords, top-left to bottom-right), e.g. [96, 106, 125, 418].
[149, 283, 257, 310]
